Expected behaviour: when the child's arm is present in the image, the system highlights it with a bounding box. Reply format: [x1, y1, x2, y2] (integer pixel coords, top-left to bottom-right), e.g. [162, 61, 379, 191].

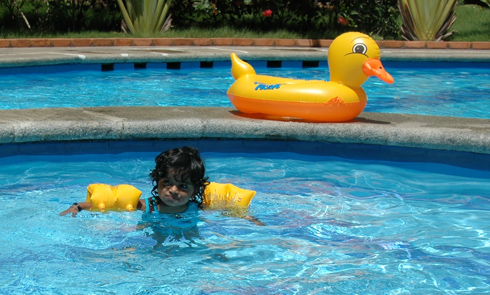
[244, 215, 266, 226]
[59, 202, 91, 217]
[59, 199, 146, 217]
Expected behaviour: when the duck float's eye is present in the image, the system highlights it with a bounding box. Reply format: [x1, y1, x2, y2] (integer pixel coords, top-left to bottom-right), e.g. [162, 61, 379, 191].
[352, 43, 368, 55]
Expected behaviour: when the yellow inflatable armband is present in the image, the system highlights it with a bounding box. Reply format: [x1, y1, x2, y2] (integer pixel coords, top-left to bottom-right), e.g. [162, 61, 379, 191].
[86, 183, 142, 212]
[203, 182, 256, 209]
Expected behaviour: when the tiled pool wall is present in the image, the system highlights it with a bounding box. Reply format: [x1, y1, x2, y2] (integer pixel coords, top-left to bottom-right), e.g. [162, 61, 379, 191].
[2, 59, 490, 76]
[0, 59, 329, 74]
[2, 139, 490, 173]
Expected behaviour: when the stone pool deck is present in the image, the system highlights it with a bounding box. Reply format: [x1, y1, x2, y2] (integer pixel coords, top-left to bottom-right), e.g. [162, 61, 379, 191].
[0, 45, 489, 156]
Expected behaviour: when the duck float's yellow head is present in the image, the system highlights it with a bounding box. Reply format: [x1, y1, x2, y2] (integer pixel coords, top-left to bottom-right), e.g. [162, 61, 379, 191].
[328, 32, 394, 88]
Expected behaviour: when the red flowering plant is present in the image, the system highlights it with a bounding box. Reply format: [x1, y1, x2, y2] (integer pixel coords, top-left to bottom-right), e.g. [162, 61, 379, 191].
[170, 0, 400, 40]
[262, 9, 272, 17]
[213, 0, 255, 25]
[337, 16, 350, 26]
[173, 0, 332, 35]
[248, 0, 321, 31]
[329, 0, 400, 39]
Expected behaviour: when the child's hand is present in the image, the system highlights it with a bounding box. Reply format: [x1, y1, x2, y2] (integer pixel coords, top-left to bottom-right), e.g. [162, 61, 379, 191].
[59, 204, 82, 217]
[245, 215, 266, 226]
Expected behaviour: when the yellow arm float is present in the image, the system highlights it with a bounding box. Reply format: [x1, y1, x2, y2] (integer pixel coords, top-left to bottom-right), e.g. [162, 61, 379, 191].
[85, 182, 256, 212]
[86, 183, 142, 212]
[202, 182, 256, 209]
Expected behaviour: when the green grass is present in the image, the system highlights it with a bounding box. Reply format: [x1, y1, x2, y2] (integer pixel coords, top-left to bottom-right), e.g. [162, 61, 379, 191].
[1, 4, 489, 41]
[155, 27, 304, 39]
[1, 26, 304, 40]
[450, 5, 490, 41]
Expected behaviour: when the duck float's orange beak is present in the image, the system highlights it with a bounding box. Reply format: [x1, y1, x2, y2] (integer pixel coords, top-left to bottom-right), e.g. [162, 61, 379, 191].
[362, 59, 394, 84]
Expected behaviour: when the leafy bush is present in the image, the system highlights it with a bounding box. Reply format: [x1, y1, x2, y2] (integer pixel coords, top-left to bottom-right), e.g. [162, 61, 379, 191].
[0, 0, 121, 35]
[171, 0, 401, 39]
[332, 0, 400, 39]
[0, 0, 401, 39]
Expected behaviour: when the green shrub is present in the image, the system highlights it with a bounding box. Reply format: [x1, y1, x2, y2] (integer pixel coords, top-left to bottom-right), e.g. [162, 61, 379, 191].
[171, 0, 401, 39]
[333, 0, 401, 39]
[0, 0, 400, 39]
[0, 0, 121, 36]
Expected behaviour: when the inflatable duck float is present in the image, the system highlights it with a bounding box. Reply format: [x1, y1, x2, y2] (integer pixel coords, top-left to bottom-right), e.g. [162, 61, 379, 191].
[226, 32, 394, 122]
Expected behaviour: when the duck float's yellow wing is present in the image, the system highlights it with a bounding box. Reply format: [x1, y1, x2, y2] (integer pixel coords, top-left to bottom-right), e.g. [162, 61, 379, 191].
[226, 32, 394, 122]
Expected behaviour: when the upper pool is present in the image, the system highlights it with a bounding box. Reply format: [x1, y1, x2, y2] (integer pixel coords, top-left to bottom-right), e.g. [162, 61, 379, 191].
[1, 60, 489, 119]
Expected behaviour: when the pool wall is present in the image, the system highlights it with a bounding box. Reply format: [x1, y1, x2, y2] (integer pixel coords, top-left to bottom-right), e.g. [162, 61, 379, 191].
[0, 46, 489, 167]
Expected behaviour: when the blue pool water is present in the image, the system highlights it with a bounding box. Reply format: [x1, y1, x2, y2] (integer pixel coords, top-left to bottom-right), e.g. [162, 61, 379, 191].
[1, 61, 490, 119]
[1, 141, 490, 294]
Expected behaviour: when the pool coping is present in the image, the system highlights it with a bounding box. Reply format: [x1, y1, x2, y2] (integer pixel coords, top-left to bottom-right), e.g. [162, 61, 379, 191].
[1, 106, 489, 154]
[1, 45, 490, 68]
[1, 46, 490, 157]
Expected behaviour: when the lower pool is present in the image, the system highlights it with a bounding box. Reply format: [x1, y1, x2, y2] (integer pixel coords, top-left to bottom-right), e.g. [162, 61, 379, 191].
[1, 61, 490, 119]
[1, 141, 489, 294]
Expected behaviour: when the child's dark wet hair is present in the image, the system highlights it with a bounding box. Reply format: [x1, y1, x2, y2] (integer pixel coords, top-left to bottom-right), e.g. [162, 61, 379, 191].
[149, 146, 209, 204]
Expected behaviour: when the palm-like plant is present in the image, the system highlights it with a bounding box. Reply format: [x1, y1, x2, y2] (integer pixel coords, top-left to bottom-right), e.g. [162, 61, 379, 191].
[480, 0, 490, 8]
[398, 0, 458, 41]
[116, 0, 172, 34]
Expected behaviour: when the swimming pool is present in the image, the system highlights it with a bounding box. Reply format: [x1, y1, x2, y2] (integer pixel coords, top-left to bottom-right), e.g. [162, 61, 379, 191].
[1, 61, 490, 119]
[1, 140, 489, 294]
[1, 47, 489, 293]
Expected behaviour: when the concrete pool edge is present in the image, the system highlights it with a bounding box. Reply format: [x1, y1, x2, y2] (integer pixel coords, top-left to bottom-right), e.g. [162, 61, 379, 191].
[0, 107, 489, 155]
[2, 46, 490, 68]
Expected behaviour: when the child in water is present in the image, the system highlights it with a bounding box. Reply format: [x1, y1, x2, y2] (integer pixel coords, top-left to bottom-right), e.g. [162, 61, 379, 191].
[60, 146, 209, 217]
[59, 146, 264, 225]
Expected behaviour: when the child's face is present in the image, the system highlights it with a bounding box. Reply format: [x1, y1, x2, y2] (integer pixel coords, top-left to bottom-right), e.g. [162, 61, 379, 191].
[157, 172, 196, 208]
